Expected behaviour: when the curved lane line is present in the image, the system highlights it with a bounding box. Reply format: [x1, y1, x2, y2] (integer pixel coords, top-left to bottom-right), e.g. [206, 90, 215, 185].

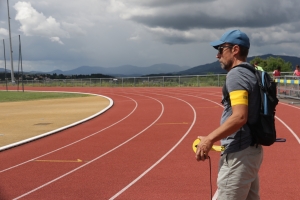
[0, 91, 113, 152]
[109, 93, 197, 200]
[275, 116, 300, 144]
[278, 102, 300, 110]
[12, 93, 164, 200]
[0, 94, 136, 173]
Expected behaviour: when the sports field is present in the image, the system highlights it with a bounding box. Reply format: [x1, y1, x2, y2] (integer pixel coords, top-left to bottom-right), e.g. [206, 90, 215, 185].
[0, 91, 111, 149]
[0, 86, 299, 199]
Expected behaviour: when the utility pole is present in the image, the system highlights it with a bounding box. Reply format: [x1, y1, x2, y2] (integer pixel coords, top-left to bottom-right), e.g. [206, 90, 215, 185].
[7, 0, 15, 83]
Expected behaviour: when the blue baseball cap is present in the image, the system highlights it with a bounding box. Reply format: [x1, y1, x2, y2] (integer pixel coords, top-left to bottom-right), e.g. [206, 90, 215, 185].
[210, 30, 250, 49]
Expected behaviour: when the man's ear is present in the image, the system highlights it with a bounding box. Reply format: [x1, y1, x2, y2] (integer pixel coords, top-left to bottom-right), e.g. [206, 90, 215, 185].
[232, 45, 239, 56]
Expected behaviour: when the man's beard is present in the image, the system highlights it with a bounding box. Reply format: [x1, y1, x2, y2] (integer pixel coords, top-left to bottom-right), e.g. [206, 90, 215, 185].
[220, 59, 233, 71]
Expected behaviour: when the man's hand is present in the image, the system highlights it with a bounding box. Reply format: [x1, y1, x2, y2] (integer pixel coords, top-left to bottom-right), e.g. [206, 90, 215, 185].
[195, 136, 213, 161]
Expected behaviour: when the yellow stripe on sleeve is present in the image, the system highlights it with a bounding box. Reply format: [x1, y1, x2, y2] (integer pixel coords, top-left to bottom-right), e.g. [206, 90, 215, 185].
[229, 90, 248, 106]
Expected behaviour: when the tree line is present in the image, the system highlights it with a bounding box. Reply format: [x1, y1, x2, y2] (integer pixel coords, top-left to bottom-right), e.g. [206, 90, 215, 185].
[250, 56, 293, 72]
[0, 73, 114, 81]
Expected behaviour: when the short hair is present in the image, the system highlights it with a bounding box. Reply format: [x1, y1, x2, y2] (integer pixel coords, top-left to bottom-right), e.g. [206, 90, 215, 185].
[227, 43, 249, 58]
[238, 45, 249, 58]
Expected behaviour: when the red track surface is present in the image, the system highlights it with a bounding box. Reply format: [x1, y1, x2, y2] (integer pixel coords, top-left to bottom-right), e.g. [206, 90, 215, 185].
[0, 87, 299, 200]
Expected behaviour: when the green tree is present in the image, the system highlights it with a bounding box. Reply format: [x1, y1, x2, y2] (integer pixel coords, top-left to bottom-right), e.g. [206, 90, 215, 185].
[250, 56, 292, 72]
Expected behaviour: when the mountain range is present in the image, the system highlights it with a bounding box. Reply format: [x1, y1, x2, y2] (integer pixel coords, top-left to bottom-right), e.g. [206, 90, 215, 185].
[177, 54, 300, 75]
[1, 54, 299, 77]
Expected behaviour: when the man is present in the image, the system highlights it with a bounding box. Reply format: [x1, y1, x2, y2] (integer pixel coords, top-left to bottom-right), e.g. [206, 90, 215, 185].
[254, 62, 264, 71]
[195, 30, 263, 200]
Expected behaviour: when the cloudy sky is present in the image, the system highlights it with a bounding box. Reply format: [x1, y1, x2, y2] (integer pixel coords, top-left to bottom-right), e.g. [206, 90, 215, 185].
[0, 0, 300, 72]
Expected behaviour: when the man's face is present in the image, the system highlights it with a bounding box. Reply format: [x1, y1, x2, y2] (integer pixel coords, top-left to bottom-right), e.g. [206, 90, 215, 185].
[216, 44, 234, 71]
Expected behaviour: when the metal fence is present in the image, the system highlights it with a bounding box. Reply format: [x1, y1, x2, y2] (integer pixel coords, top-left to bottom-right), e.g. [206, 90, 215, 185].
[0, 74, 227, 88]
[1, 73, 300, 100]
[276, 76, 300, 100]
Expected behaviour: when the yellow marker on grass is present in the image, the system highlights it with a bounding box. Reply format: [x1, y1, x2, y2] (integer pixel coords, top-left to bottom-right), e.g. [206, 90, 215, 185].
[192, 138, 224, 152]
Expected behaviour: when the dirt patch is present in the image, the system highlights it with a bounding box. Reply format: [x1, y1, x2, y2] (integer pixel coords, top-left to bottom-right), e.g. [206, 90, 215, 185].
[0, 96, 111, 147]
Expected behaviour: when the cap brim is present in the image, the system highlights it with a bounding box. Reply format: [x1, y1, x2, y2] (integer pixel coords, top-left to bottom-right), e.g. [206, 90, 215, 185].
[210, 40, 224, 49]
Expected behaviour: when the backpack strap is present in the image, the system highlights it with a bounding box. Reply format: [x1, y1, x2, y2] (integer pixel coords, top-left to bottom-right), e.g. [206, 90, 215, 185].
[221, 81, 229, 105]
[238, 64, 265, 111]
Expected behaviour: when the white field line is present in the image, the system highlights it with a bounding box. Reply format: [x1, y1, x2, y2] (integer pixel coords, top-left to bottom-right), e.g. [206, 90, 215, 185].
[13, 93, 164, 200]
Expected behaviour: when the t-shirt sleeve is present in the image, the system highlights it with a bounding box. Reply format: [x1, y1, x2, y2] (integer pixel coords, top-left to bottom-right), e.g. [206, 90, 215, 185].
[226, 68, 252, 106]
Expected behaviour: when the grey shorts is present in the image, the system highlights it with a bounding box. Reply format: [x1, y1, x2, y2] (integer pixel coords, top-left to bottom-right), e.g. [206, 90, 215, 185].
[217, 145, 263, 200]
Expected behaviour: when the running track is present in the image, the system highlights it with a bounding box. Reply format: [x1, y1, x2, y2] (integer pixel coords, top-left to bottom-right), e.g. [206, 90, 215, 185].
[0, 87, 299, 200]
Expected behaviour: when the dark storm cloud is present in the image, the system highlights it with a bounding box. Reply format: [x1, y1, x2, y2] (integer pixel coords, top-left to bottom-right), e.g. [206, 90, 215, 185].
[130, 10, 298, 31]
[159, 35, 197, 45]
[132, 0, 211, 7]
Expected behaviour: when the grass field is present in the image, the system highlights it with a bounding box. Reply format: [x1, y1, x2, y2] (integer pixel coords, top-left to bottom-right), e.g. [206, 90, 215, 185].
[0, 91, 90, 103]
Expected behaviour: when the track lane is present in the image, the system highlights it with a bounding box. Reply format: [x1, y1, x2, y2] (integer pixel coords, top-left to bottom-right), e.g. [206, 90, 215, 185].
[259, 102, 300, 200]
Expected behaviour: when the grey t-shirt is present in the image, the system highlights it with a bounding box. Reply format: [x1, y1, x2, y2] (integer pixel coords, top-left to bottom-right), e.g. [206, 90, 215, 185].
[221, 62, 260, 154]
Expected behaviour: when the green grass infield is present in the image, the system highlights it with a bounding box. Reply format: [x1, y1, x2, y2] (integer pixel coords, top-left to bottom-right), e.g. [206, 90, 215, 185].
[0, 91, 90, 103]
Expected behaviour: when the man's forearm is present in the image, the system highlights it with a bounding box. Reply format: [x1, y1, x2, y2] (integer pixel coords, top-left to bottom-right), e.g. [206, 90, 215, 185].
[206, 113, 247, 144]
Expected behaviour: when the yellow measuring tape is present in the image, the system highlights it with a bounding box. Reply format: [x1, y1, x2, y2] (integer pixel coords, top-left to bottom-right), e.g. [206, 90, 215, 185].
[192, 138, 224, 152]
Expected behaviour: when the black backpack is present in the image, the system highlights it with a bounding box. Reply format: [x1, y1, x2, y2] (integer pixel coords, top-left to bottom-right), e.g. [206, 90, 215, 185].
[222, 64, 279, 146]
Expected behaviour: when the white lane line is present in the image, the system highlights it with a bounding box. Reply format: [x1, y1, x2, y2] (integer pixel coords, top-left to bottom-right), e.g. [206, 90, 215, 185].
[278, 102, 300, 110]
[109, 93, 197, 200]
[212, 190, 218, 200]
[0, 91, 113, 152]
[13, 94, 164, 200]
[276, 116, 300, 144]
[0, 94, 136, 173]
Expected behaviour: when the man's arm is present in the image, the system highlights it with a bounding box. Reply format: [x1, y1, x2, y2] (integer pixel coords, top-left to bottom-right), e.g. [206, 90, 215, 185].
[195, 104, 248, 161]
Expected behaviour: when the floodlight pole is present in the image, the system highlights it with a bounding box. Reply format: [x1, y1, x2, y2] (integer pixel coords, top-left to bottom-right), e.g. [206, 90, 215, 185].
[7, 0, 15, 83]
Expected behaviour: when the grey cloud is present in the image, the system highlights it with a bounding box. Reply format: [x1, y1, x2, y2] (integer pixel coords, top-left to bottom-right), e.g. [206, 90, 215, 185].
[129, 0, 211, 7]
[121, 0, 300, 46]
[130, 10, 297, 31]
[158, 35, 197, 45]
